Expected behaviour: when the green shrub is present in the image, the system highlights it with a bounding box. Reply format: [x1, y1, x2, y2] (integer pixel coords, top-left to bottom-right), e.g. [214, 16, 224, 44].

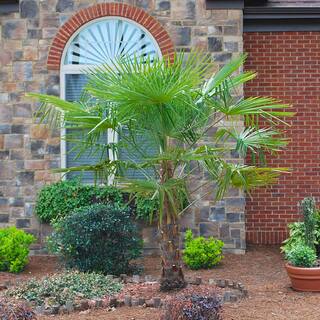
[48, 204, 143, 275]
[35, 179, 160, 223]
[286, 243, 317, 268]
[281, 222, 308, 253]
[35, 179, 124, 223]
[282, 199, 320, 255]
[182, 229, 224, 270]
[134, 194, 159, 222]
[0, 227, 36, 273]
[6, 270, 122, 306]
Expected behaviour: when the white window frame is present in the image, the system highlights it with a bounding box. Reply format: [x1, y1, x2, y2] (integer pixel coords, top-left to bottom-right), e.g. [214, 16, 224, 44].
[59, 16, 162, 183]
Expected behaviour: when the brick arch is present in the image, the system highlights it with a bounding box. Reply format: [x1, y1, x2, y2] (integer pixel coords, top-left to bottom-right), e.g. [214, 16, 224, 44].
[47, 2, 175, 70]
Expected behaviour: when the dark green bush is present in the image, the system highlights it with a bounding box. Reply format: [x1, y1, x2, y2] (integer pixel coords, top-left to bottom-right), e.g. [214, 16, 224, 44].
[48, 204, 143, 275]
[35, 179, 123, 223]
[7, 270, 122, 306]
[0, 227, 36, 273]
[183, 229, 224, 270]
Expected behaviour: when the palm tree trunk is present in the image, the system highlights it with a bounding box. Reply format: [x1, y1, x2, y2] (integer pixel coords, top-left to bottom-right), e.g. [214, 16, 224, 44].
[159, 160, 187, 291]
[159, 218, 186, 291]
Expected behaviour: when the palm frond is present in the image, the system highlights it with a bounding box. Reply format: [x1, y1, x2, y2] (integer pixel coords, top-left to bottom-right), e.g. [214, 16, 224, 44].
[223, 97, 295, 124]
[28, 92, 116, 132]
[85, 52, 214, 147]
[29, 51, 293, 222]
[215, 127, 289, 158]
[202, 54, 247, 96]
[207, 162, 289, 200]
[52, 159, 117, 184]
[118, 176, 189, 223]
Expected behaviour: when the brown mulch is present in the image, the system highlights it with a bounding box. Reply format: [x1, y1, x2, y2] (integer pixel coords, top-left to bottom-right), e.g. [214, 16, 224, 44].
[0, 256, 60, 284]
[117, 282, 222, 301]
[1, 246, 320, 319]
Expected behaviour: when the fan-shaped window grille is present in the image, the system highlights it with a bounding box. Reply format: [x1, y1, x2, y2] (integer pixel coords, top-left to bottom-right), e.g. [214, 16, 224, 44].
[61, 17, 161, 183]
[64, 18, 160, 65]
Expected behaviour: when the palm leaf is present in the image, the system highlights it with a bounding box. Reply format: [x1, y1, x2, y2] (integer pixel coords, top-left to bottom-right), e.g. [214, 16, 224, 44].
[29, 51, 293, 224]
[215, 127, 288, 158]
[202, 54, 247, 96]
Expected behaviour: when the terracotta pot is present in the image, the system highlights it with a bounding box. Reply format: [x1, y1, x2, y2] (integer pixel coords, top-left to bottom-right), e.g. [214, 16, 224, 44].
[285, 263, 320, 291]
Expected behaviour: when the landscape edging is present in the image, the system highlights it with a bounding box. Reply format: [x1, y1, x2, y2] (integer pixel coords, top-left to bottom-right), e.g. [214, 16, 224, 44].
[28, 275, 248, 315]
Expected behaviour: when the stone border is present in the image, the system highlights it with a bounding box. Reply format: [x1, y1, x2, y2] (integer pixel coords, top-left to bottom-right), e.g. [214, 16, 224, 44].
[211, 278, 248, 302]
[47, 2, 175, 70]
[31, 275, 248, 315]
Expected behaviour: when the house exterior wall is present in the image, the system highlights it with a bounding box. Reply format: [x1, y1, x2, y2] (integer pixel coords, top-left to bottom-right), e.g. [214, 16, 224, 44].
[0, 0, 245, 253]
[267, 0, 320, 6]
[244, 31, 320, 244]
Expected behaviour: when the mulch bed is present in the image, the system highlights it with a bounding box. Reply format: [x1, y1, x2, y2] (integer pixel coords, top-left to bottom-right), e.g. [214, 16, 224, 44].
[0, 256, 60, 284]
[1, 245, 320, 320]
[117, 282, 222, 301]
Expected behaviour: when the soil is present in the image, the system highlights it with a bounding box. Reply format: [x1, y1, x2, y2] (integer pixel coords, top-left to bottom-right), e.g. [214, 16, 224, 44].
[117, 282, 223, 301]
[0, 256, 60, 284]
[1, 245, 320, 320]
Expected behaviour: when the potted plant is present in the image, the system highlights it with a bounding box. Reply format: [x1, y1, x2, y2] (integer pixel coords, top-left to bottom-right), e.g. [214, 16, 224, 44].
[283, 197, 320, 291]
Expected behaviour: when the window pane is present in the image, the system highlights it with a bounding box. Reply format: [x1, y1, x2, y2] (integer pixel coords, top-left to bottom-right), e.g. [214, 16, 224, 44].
[118, 127, 157, 179]
[65, 74, 108, 183]
[64, 19, 158, 65]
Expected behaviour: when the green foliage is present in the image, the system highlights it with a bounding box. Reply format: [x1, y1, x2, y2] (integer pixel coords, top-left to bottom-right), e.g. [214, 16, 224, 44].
[30, 53, 293, 223]
[6, 270, 122, 306]
[300, 197, 317, 250]
[48, 204, 143, 275]
[282, 222, 308, 254]
[134, 194, 159, 222]
[30, 52, 293, 287]
[35, 179, 123, 223]
[282, 199, 320, 254]
[286, 243, 317, 268]
[0, 227, 36, 273]
[183, 230, 224, 270]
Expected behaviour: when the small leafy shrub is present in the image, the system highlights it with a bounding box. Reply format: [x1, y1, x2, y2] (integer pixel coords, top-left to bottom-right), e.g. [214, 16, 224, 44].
[161, 287, 222, 320]
[0, 298, 36, 320]
[35, 179, 123, 223]
[6, 270, 122, 306]
[48, 204, 143, 275]
[0, 227, 36, 273]
[282, 221, 320, 254]
[134, 194, 159, 222]
[35, 179, 160, 223]
[281, 222, 307, 254]
[183, 230, 224, 270]
[282, 198, 320, 255]
[286, 243, 317, 267]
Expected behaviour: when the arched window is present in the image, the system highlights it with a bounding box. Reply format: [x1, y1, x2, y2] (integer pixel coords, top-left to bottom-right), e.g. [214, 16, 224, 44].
[60, 17, 162, 183]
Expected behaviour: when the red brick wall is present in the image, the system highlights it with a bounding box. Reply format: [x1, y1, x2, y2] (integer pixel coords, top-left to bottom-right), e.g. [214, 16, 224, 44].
[244, 32, 320, 244]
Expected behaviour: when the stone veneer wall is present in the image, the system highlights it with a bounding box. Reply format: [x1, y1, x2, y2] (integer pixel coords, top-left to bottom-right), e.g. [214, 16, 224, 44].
[0, 0, 245, 253]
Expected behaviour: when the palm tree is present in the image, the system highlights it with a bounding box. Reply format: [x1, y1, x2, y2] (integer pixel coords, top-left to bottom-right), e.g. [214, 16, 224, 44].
[29, 53, 293, 291]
